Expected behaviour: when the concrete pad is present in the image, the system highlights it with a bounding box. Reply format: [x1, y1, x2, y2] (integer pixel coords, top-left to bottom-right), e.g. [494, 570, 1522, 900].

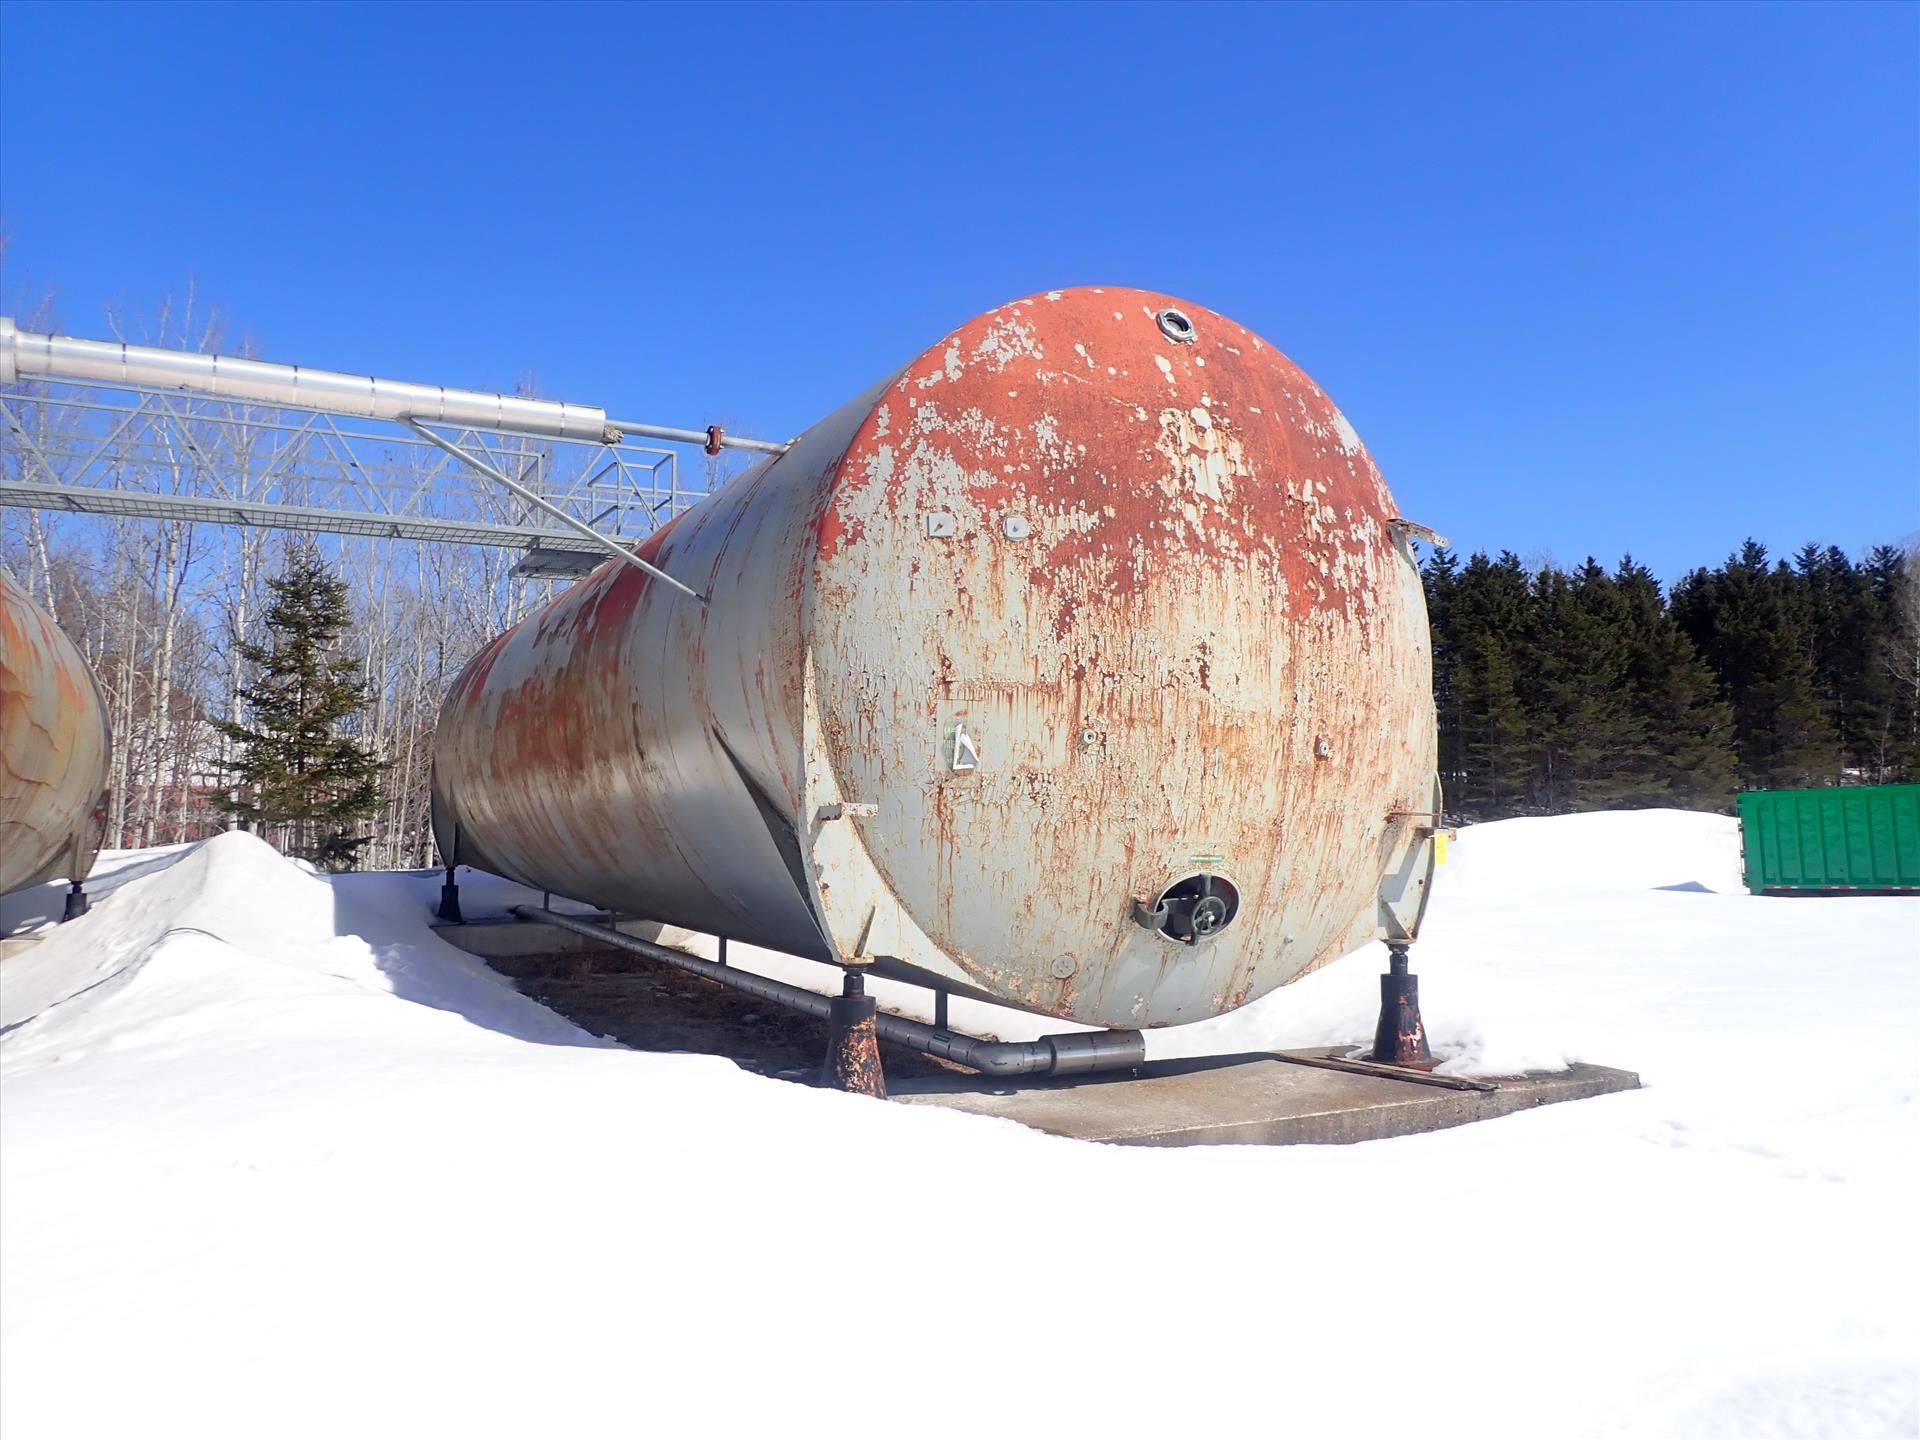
[433, 914, 671, 964]
[451, 924, 1641, 1146]
[892, 1049, 1641, 1147]
[0, 934, 46, 961]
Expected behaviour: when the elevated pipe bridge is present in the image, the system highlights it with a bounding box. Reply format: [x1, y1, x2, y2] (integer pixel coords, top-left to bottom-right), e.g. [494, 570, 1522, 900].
[0, 316, 790, 577]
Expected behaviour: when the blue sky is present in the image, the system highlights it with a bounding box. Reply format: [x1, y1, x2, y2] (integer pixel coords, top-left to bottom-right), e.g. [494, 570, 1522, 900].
[2, 1, 1914, 582]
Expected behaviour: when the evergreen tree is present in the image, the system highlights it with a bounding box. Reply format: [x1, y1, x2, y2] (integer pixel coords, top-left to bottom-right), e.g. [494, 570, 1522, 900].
[1424, 537, 1905, 817]
[1422, 547, 1464, 794]
[1864, 544, 1920, 779]
[1612, 558, 1737, 807]
[1460, 630, 1530, 816]
[1793, 543, 1878, 769]
[1520, 561, 1647, 811]
[1446, 551, 1533, 817]
[215, 543, 386, 870]
[1668, 564, 1720, 667]
[1675, 540, 1837, 788]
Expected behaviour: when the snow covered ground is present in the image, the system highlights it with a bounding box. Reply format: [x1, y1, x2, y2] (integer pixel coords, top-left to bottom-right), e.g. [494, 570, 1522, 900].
[2, 811, 1914, 1439]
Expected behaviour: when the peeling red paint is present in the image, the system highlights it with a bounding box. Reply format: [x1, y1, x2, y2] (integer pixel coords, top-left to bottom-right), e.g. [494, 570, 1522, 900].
[819, 290, 1393, 622]
[807, 289, 1434, 1024]
[433, 288, 1438, 1030]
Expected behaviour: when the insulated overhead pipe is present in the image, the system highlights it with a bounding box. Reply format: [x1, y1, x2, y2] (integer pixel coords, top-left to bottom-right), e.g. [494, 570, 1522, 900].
[0, 317, 789, 454]
[512, 906, 1148, 1079]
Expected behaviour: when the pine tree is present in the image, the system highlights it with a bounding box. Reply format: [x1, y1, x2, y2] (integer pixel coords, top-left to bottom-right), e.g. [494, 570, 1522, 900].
[214, 543, 386, 870]
[1612, 558, 1737, 807]
[1461, 631, 1530, 816]
[1865, 544, 1920, 779]
[1793, 543, 1878, 770]
[1520, 561, 1648, 811]
[1422, 547, 1464, 795]
[1446, 551, 1534, 817]
[1423, 538, 1906, 816]
[1683, 540, 1838, 788]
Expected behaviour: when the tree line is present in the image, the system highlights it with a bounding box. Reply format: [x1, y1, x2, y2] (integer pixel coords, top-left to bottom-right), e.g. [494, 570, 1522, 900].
[1426, 540, 1920, 821]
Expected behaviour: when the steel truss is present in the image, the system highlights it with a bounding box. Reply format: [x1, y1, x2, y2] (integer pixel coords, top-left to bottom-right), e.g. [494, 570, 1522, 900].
[1, 378, 704, 576]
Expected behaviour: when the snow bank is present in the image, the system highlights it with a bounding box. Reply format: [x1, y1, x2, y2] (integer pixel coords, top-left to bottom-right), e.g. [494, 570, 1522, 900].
[0, 832, 586, 1047]
[3, 813, 1915, 1439]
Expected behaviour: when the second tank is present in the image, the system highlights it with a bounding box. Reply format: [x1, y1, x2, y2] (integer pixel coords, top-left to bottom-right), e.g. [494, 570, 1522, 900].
[1, 570, 111, 913]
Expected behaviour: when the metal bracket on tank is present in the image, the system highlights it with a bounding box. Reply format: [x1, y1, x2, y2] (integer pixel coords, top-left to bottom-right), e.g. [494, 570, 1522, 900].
[1379, 781, 1448, 943]
[1386, 517, 1450, 550]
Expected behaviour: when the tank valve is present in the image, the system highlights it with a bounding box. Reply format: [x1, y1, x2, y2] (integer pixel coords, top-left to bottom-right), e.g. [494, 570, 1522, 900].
[1133, 873, 1239, 945]
[1131, 895, 1169, 929]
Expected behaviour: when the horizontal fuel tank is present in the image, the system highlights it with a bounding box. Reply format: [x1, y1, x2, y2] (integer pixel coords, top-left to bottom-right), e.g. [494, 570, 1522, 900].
[433, 288, 1438, 1028]
[1, 571, 111, 898]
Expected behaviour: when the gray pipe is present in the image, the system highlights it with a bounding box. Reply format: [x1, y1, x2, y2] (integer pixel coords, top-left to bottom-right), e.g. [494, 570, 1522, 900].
[0, 316, 791, 455]
[603, 416, 791, 457]
[1, 317, 615, 444]
[511, 906, 1146, 1078]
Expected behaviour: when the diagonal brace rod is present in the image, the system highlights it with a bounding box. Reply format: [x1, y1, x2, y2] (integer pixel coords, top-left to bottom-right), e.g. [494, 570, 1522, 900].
[402, 419, 707, 604]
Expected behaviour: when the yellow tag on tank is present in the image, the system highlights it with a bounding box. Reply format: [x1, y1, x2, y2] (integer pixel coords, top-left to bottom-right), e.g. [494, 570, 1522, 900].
[1434, 832, 1450, 865]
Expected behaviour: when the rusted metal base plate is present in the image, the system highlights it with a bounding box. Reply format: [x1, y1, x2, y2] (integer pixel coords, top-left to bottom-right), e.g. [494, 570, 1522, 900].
[891, 1050, 1641, 1147]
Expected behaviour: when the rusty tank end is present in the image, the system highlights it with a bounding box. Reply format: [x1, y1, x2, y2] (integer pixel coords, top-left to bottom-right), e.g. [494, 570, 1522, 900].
[1, 571, 111, 900]
[432, 288, 1438, 1028]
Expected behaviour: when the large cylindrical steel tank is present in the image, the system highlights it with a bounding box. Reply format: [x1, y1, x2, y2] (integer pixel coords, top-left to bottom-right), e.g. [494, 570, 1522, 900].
[1, 571, 111, 899]
[433, 288, 1438, 1028]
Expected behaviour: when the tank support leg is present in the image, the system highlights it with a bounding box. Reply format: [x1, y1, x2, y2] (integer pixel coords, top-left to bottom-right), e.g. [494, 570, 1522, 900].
[60, 881, 90, 922]
[437, 863, 463, 924]
[822, 963, 886, 1098]
[1370, 941, 1436, 1070]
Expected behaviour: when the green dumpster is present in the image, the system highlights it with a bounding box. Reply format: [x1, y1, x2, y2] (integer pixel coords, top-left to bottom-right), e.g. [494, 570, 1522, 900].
[1736, 784, 1920, 895]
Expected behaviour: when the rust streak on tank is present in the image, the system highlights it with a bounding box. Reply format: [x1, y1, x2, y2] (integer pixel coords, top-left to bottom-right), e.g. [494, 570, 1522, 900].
[432, 288, 1437, 1029]
[1, 573, 112, 900]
